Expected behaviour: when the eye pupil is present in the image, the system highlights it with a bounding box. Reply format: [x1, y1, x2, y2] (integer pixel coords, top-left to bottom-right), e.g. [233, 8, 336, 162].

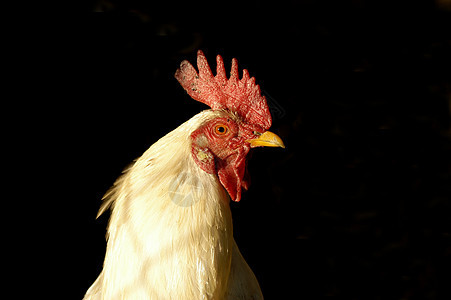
[217, 126, 225, 133]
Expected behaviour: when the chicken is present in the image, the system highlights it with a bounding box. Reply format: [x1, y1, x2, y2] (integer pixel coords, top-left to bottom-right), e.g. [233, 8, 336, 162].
[83, 50, 284, 300]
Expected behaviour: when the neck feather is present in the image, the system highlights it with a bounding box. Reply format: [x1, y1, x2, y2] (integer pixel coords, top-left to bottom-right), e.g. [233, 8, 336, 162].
[99, 110, 234, 299]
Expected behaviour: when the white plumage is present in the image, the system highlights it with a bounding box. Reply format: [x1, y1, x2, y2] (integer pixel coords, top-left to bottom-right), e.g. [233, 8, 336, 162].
[84, 110, 263, 300]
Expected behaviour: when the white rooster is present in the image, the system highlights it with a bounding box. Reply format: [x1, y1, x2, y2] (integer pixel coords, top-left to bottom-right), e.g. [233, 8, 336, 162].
[83, 50, 284, 300]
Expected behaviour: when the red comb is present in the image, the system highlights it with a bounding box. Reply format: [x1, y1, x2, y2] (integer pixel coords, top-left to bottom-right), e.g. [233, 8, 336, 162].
[175, 50, 272, 130]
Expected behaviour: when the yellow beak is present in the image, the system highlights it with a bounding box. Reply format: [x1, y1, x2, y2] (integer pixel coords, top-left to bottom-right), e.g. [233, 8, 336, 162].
[246, 131, 285, 148]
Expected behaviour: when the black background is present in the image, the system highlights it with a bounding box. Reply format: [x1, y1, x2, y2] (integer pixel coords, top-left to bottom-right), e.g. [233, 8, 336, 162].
[29, 0, 451, 299]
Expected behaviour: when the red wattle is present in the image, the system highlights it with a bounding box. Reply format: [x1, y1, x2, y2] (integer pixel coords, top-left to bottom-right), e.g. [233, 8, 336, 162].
[217, 151, 248, 202]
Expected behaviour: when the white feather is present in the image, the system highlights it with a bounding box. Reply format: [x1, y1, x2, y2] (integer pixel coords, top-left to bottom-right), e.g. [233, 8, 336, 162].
[84, 109, 263, 300]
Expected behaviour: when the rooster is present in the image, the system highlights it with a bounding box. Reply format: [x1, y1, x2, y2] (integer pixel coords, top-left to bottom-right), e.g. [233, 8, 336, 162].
[83, 50, 284, 300]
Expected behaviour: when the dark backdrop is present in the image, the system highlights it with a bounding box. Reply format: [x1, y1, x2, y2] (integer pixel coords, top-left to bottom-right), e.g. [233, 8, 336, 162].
[34, 1, 451, 299]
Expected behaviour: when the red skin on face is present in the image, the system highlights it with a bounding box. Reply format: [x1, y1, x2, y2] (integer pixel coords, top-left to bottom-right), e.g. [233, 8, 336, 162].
[190, 116, 254, 202]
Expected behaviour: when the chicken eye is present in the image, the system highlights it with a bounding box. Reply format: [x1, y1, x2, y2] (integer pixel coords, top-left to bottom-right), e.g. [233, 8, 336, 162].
[214, 124, 228, 135]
